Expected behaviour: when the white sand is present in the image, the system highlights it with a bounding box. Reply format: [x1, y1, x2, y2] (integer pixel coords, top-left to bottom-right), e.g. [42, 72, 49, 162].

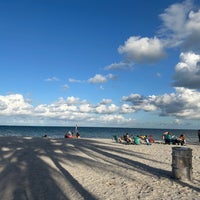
[0, 137, 200, 200]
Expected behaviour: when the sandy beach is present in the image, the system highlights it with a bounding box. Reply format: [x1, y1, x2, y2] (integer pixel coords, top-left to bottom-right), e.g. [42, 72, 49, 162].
[0, 137, 200, 200]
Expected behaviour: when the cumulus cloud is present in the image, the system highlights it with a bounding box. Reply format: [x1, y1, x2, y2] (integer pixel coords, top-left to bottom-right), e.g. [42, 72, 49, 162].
[88, 74, 107, 84]
[66, 96, 80, 105]
[118, 36, 166, 64]
[173, 52, 200, 89]
[0, 94, 33, 115]
[0, 93, 133, 126]
[184, 9, 200, 51]
[113, 0, 200, 67]
[122, 87, 200, 119]
[33, 96, 126, 125]
[100, 99, 113, 105]
[95, 104, 119, 114]
[102, 0, 200, 73]
[1, 87, 200, 126]
[121, 94, 157, 112]
[159, 0, 200, 51]
[88, 74, 117, 84]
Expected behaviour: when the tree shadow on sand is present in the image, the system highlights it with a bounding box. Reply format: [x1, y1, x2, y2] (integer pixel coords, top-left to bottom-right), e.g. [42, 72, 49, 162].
[0, 137, 199, 200]
[0, 137, 96, 200]
[68, 139, 200, 193]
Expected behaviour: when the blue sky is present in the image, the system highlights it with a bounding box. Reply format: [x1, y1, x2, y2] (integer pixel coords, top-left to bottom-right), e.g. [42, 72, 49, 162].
[1, 0, 200, 129]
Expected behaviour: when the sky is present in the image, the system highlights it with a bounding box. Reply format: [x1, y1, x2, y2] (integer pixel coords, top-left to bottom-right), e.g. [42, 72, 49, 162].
[1, 0, 200, 129]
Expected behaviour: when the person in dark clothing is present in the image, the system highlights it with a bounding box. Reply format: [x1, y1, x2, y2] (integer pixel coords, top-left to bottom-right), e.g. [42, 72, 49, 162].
[198, 130, 200, 142]
[123, 133, 132, 144]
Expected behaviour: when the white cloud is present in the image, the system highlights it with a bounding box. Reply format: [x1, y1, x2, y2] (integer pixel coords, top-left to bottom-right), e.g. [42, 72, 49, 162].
[100, 99, 113, 105]
[66, 96, 80, 105]
[0, 94, 33, 115]
[98, 114, 133, 125]
[120, 104, 135, 113]
[79, 103, 93, 113]
[44, 77, 59, 81]
[122, 87, 200, 120]
[68, 78, 83, 83]
[173, 52, 200, 89]
[122, 94, 157, 112]
[88, 74, 107, 84]
[159, 0, 200, 51]
[1, 87, 200, 127]
[184, 9, 200, 51]
[118, 36, 166, 63]
[0, 93, 131, 126]
[159, 0, 191, 37]
[88, 74, 117, 84]
[103, 0, 200, 73]
[106, 73, 118, 80]
[104, 61, 133, 70]
[186, 10, 200, 32]
[95, 103, 119, 114]
[154, 87, 200, 119]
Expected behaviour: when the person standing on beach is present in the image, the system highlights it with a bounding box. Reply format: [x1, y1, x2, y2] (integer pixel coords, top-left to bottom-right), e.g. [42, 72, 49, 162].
[76, 132, 80, 138]
[198, 130, 200, 142]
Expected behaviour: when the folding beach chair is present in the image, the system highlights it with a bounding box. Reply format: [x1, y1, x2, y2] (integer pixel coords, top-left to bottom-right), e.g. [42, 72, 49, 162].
[113, 135, 119, 143]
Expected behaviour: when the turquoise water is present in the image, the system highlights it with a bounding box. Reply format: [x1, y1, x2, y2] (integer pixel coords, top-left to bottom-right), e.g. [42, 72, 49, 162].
[0, 125, 199, 143]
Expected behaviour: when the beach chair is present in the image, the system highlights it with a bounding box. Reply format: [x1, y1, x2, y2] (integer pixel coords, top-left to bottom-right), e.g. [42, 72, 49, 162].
[113, 135, 119, 143]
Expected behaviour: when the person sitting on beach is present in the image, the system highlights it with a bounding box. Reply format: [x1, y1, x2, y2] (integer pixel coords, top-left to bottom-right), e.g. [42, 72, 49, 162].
[134, 135, 141, 145]
[148, 135, 155, 143]
[139, 135, 146, 144]
[64, 131, 73, 138]
[118, 136, 124, 143]
[179, 134, 186, 146]
[144, 135, 151, 145]
[163, 132, 172, 144]
[123, 133, 132, 144]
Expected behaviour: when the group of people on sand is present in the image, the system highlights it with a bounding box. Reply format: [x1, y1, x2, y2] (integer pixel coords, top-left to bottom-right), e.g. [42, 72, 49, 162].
[114, 131, 190, 146]
[162, 131, 186, 145]
[64, 131, 80, 139]
[116, 133, 155, 145]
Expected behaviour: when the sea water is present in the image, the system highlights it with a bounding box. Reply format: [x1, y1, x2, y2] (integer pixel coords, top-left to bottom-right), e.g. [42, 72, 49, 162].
[0, 125, 199, 143]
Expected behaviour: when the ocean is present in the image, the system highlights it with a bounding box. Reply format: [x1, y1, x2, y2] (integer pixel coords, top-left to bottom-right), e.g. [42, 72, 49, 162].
[0, 125, 199, 143]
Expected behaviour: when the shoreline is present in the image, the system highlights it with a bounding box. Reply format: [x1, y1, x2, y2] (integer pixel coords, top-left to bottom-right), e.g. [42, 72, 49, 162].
[0, 137, 200, 199]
